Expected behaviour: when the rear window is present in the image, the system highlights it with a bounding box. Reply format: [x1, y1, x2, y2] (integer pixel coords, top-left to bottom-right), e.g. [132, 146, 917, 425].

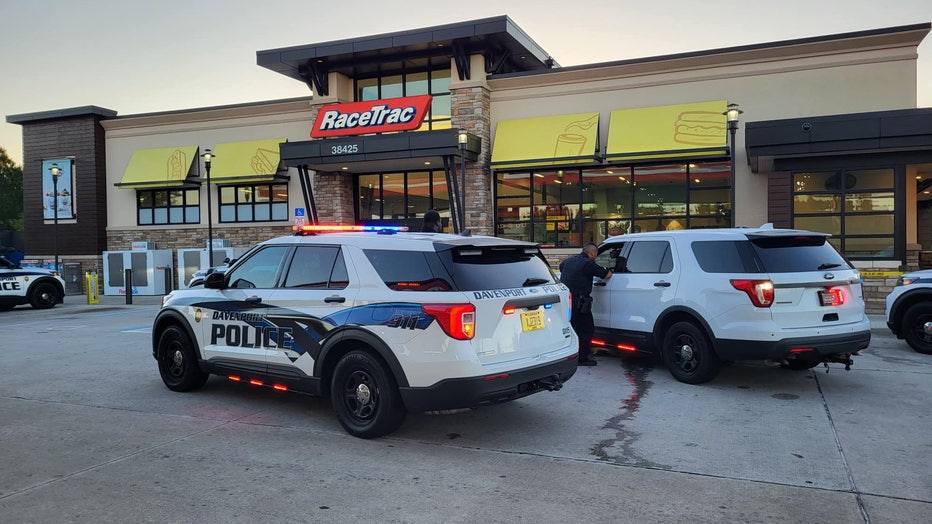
[364, 246, 556, 292]
[750, 235, 851, 273]
[692, 241, 763, 273]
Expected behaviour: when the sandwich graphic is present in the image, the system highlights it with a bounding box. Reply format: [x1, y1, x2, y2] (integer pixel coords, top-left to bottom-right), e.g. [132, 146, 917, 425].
[251, 147, 278, 174]
[674, 111, 725, 145]
[167, 149, 187, 179]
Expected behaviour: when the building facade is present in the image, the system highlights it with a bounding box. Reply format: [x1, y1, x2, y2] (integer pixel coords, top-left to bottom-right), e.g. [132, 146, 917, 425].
[7, 17, 932, 312]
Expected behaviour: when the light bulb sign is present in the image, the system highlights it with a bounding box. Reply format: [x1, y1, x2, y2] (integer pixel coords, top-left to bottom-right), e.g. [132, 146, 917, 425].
[42, 158, 75, 220]
[310, 95, 432, 138]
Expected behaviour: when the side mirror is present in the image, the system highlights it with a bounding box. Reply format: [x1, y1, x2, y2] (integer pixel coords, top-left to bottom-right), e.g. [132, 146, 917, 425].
[204, 271, 226, 289]
[222, 257, 231, 265]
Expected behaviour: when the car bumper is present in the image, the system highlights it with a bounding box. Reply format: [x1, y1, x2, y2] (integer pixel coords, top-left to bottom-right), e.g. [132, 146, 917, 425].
[715, 329, 872, 361]
[399, 357, 578, 412]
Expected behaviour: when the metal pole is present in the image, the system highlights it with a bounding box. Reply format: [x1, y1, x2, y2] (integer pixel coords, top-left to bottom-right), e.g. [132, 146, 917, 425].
[205, 155, 214, 266]
[53, 173, 59, 272]
[729, 123, 737, 227]
[459, 142, 467, 231]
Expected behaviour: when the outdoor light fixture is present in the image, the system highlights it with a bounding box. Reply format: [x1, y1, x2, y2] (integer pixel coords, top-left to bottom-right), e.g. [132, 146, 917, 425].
[723, 103, 743, 225]
[49, 163, 62, 271]
[202, 148, 215, 265]
[457, 129, 469, 232]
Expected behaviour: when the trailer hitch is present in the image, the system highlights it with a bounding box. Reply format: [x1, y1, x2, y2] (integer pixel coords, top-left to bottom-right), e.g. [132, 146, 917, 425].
[822, 353, 854, 372]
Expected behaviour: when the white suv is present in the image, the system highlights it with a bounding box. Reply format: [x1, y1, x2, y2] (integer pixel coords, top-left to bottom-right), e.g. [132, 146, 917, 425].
[589, 225, 871, 384]
[885, 269, 932, 354]
[152, 226, 577, 438]
[0, 255, 66, 310]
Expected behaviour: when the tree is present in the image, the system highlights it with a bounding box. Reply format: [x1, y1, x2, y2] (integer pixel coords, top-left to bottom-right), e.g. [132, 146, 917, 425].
[0, 146, 24, 231]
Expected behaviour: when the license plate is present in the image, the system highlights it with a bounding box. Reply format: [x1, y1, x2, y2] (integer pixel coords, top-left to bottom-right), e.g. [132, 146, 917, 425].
[521, 309, 545, 332]
[819, 289, 842, 307]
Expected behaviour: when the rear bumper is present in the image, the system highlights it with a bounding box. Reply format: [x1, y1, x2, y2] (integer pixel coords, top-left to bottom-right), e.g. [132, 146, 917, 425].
[399, 357, 578, 412]
[715, 330, 871, 361]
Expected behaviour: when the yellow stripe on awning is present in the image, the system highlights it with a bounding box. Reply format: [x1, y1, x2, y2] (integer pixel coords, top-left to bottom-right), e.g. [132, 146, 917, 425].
[210, 138, 287, 184]
[491, 113, 599, 169]
[115, 146, 198, 188]
[605, 100, 728, 162]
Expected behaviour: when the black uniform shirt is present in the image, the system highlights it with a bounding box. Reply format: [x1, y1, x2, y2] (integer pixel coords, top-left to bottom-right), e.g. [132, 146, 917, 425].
[558, 254, 609, 297]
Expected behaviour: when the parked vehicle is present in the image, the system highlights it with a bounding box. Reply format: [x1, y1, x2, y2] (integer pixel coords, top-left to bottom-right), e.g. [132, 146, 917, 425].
[588, 225, 871, 384]
[152, 225, 577, 438]
[0, 255, 66, 310]
[885, 269, 932, 354]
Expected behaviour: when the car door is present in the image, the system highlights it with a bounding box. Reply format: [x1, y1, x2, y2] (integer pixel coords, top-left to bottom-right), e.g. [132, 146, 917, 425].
[197, 244, 290, 371]
[265, 245, 359, 377]
[605, 238, 680, 337]
[591, 242, 624, 328]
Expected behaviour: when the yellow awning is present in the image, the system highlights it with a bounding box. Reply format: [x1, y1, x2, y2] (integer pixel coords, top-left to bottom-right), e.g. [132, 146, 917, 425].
[605, 100, 728, 162]
[209, 138, 288, 184]
[491, 113, 600, 169]
[115, 146, 198, 188]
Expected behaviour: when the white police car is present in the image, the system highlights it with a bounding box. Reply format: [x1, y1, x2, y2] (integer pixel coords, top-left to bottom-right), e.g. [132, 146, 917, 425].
[885, 268, 932, 354]
[0, 255, 66, 310]
[152, 225, 578, 438]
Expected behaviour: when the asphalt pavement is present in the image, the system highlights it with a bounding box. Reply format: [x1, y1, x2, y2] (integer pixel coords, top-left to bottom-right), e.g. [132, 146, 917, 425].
[0, 292, 928, 523]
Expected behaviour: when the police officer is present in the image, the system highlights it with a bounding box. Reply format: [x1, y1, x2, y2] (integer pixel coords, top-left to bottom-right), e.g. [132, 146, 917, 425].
[559, 242, 612, 366]
[421, 209, 442, 232]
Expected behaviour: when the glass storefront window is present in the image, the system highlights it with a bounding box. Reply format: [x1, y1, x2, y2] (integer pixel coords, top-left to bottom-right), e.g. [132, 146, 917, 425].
[136, 188, 199, 226]
[218, 183, 289, 224]
[792, 168, 895, 258]
[358, 174, 380, 220]
[382, 173, 405, 219]
[493, 161, 733, 246]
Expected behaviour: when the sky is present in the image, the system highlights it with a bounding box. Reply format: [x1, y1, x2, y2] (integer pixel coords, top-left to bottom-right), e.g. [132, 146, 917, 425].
[1, 0, 931, 166]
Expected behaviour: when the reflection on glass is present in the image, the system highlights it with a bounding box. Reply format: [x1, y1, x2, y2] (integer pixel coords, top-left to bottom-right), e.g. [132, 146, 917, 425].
[794, 216, 841, 235]
[846, 214, 894, 235]
[382, 173, 405, 219]
[845, 192, 894, 212]
[497, 222, 532, 242]
[358, 174, 380, 220]
[845, 237, 894, 258]
[407, 171, 430, 218]
[794, 194, 840, 213]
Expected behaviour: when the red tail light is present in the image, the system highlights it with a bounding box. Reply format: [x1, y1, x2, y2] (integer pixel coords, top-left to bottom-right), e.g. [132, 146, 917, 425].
[422, 304, 476, 340]
[730, 279, 774, 307]
[821, 287, 846, 306]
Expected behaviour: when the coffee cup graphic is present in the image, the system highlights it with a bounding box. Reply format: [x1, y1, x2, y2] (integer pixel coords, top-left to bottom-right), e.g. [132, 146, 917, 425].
[553, 114, 599, 163]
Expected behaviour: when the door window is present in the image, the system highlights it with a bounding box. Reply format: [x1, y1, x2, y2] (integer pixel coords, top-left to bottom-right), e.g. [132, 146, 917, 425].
[226, 246, 289, 289]
[626, 241, 673, 273]
[283, 246, 348, 289]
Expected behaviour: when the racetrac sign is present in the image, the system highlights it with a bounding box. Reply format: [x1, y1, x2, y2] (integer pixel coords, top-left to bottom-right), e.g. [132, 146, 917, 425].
[310, 95, 432, 138]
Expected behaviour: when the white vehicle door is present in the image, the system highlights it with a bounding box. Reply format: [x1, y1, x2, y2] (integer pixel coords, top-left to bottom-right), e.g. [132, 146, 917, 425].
[264, 245, 359, 377]
[591, 243, 624, 328]
[197, 244, 289, 370]
[602, 238, 680, 338]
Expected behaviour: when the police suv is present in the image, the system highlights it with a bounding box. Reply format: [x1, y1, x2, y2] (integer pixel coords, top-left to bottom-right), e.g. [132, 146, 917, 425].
[152, 225, 578, 438]
[0, 255, 66, 310]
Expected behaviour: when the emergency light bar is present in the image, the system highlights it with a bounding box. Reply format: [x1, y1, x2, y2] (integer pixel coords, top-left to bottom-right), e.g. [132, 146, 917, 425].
[293, 224, 409, 234]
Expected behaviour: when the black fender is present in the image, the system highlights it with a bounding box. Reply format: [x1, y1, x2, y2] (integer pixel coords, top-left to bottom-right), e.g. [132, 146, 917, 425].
[316, 326, 410, 390]
[888, 288, 932, 335]
[152, 309, 200, 361]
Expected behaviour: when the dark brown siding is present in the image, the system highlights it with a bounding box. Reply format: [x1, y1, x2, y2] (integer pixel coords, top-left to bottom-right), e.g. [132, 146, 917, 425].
[21, 115, 108, 256]
[767, 172, 792, 228]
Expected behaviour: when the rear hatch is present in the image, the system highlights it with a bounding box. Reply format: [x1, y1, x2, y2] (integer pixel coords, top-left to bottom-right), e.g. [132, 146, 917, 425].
[442, 243, 573, 365]
[748, 232, 865, 329]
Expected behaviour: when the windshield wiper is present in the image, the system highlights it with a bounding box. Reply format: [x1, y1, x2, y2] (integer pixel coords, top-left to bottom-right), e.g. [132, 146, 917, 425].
[523, 278, 549, 287]
[817, 263, 841, 270]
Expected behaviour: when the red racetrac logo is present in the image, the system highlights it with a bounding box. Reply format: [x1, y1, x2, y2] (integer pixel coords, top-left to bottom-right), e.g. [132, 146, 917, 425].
[311, 95, 432, 138]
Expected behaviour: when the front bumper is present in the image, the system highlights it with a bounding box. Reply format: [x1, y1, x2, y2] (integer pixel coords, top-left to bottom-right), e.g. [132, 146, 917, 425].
[715, 330, 871, 361]
[399, 357, 578, 412]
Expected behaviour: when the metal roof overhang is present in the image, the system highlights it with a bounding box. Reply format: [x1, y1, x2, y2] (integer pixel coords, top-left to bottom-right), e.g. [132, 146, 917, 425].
[280, 129, 480, 174]
[256, 16, 556, 95]
[745, 108, 932, 173]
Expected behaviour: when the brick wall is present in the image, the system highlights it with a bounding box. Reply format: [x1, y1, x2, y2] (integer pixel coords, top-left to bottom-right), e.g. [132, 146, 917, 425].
[21, 114, 108, 256]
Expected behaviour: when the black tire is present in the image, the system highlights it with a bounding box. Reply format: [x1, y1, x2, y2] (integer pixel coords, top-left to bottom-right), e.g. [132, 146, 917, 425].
[902, 303, 932, 355]
[157, 325, 209, 392]
[29, 281, 61, 309]
[662, 321, 720, 384]
[781, 357, 822, 370]
[331, 350, 406, 439]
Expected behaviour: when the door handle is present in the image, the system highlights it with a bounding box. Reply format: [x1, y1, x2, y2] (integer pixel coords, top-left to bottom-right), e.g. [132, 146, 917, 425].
[653, 281, 671, 287]
[325, 295, 346, 303]
[594, 281, 607, 287]
[245, 295, 262, 305]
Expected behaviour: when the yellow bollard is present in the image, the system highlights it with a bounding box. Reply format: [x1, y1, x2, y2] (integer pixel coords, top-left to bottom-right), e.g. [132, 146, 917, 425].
[85, 272, 99, 305]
